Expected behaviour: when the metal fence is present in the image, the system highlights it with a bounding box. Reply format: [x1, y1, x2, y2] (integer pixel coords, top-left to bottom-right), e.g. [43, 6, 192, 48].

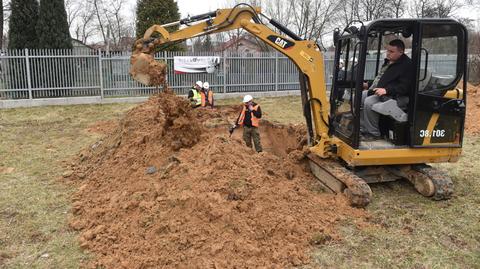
[0, 49, 320, 100]
[0, 48, 460, 101]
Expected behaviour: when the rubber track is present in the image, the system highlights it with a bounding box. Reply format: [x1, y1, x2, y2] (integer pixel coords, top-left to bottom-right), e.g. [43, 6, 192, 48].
[309, 156, 372, 207]
[414, 165, 454, 200]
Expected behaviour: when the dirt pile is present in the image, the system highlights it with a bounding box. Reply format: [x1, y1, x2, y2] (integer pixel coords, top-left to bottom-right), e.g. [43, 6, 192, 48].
[465, 82, 480, 135]
[68, 91, 368, 268]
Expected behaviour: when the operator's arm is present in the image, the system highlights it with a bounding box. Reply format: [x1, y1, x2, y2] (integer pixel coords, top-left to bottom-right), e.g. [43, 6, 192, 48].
[252, 106, 262, 118]
[187, 89, 194, 99]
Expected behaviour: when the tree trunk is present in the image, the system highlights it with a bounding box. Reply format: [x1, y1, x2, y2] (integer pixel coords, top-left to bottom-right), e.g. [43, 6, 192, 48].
[1, 0, 3, 49]
[93, 0, 107, 44]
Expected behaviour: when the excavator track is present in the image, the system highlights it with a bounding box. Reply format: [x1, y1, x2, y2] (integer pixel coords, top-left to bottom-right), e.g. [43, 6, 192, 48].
[308, 154, 372, 207]
[412, 165, 454, 200]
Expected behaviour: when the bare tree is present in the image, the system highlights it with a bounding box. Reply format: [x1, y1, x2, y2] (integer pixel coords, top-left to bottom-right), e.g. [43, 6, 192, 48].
[337, 0, 360, 26]
[106, 0, 126, 47]
[65, 0, 81, 28]
[264, 0, 291, 28]
[1, 0, 3, 49]
[1, 0, 10, 49]
[91, 0, 108, 45]
[334, 0, 404, 26]
[409, 0, 463, 18]
[359, 0, 392, 21]
[288, 0, 342, 48]
[87, 0, 132, 50]
[390, 0, 406, 18]
[74, 2, 96, 43]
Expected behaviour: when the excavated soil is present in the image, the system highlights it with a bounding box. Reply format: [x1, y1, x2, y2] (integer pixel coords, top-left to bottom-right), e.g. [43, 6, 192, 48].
[130, 53, 167, 86]
[68, 91, 368, 268]
[465, 82, 480, 135]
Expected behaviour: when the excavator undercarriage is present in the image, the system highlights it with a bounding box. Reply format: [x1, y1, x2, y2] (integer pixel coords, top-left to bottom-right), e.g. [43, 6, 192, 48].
[308, 154, 454, 207]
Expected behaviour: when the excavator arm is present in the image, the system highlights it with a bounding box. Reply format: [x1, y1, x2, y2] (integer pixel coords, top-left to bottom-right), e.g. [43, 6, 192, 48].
[130, 4, 333, 155]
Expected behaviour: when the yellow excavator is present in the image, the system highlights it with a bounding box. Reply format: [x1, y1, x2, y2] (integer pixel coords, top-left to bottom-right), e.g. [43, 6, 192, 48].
[130, 4, 468, 207]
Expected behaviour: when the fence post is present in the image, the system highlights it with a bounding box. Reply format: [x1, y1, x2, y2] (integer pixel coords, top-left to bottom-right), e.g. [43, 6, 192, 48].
[223, 51, 227, 94]
[98, 49, 104, 99]
[25, 48, 33, 99]
[275, 52, 279, 91]
[164, 51, 168, 92]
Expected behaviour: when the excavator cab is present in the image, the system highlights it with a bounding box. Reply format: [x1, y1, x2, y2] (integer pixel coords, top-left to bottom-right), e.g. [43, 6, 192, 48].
[308, 19, 468, 206]
[330, 19, 468, 149]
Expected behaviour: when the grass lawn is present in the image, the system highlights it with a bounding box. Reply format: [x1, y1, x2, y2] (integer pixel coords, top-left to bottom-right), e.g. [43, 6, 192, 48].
[0, 96, 479, 268]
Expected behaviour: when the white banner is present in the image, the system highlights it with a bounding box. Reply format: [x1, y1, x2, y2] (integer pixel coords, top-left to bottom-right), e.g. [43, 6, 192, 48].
[173, 56, 221, 74]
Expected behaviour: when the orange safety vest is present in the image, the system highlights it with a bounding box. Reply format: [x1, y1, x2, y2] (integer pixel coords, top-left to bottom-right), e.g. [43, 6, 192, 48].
[201, 90, 214, 107]
[237, 104, 260, 127]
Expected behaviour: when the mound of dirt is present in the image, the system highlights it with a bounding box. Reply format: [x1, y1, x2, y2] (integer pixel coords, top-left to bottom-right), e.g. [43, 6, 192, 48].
[68, 91, 368, 268]
[465, 82, 480, 135]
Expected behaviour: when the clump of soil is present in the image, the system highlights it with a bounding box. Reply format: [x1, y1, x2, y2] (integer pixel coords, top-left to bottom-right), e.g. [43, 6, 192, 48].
[129, 53, 167, 86]
[69, 91, 368, 268]
[465, 82, 480, 135]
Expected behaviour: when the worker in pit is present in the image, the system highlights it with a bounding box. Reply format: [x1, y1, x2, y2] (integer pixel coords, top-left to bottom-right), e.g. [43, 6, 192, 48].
[201, 81, 214, 108]
[188, 81, 202, 108]
[233, 95, 263, 152]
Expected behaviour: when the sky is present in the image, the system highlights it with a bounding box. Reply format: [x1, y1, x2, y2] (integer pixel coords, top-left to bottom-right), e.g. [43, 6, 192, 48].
[124, 0, 222, 19]
[123, 0, 480, 24]
[121, 0, 480, 44]
[2, 0, 479, 44]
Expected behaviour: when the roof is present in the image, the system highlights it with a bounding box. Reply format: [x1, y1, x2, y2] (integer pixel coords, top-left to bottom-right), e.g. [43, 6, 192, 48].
[341, 18, 466, 38]
[71, 39, 95, 50]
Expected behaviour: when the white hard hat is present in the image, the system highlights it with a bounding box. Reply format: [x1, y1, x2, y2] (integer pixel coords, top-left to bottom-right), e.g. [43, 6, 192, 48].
[195, 81, 203, 87]
[203, 82, 209, 89]
[243, 95, 253, 103]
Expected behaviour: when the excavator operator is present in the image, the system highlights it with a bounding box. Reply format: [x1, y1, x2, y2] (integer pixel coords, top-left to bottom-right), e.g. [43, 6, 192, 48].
[360, 39, 414, 140]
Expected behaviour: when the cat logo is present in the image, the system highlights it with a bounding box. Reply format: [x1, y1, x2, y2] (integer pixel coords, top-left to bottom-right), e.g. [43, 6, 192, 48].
[267, 35, 295, 50]
[274, 37, 288, 49]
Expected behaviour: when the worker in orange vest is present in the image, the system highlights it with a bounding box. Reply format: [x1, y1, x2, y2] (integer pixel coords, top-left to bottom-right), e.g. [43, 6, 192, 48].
[201, 81, 214, 108]
[233, 95, 262, 152]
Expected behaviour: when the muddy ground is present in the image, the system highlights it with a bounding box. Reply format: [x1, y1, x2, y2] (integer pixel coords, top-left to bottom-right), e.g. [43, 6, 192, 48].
[69, 91, 369, 268]
[465, 82, 480, 135]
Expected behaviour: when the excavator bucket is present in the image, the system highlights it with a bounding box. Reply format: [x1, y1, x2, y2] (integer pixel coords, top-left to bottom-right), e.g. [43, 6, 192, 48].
[130, 52, 168, 86]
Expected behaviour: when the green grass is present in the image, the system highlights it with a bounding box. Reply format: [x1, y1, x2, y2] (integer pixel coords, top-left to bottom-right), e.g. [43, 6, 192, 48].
[217, 95, 304, 124]
[1, 97, 479, 268]
[0, 104, 135, 268]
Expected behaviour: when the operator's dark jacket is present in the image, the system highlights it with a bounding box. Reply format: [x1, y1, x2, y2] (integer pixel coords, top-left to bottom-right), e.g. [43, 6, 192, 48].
[375, 54, 414, 99]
